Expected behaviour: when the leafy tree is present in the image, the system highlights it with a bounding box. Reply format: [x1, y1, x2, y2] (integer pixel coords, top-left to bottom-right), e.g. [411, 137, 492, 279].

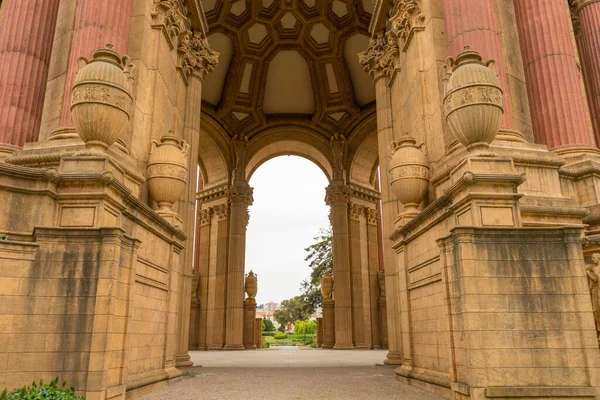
[300, 228, 333, 312]
[294, 319, 317, 335]
[273, 296, 311, 328]
[262, 318, 275, 332]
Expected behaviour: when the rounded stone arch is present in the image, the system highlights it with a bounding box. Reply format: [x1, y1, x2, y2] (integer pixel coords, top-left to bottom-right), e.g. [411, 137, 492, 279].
[346, 113, 379, 189]
[198, 113, 233, 188]
[244, 126, 334, 183]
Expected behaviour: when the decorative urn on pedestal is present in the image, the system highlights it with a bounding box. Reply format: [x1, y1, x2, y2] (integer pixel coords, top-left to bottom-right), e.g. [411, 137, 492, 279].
[245, 271, 258, 300]
[388, 133, 430, 217]
[321, 272, 333, 299]
[147, 133, 189, 225]
[71, 44, 134, 153]
[444, 46, 504, 152]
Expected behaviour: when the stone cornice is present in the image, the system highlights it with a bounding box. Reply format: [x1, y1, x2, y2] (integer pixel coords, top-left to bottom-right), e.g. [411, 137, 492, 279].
[197, 183, 229, 202]
[347, 183, 381, 203]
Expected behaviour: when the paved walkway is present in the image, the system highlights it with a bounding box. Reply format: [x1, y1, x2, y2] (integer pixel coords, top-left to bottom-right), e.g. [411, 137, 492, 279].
[139, 348, 443, 400]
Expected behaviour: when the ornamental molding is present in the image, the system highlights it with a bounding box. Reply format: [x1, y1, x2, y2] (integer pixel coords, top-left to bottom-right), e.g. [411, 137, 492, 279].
[197, 183, 229, 202]
[388, 0, 426, 53]
[347, 183, 381, 203]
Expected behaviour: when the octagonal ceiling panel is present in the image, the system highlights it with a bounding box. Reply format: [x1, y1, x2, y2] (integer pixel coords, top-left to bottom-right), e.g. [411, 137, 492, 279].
[201, 0, 374, 140]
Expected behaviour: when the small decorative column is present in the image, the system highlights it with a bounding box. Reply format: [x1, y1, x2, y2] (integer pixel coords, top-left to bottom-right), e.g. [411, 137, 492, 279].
[514, 0, 594, 149]
[441, 0, 513, 131]
[573, 0, 600, 146]
[243, 271, 258, 349]
[224, 180, 253, 350]
[321, 272, 335, 349]
[0, 0, 61, 147]
[254, 318, 263, 349]
[57, 0, 134, 133]
[316, 317, 324, 348]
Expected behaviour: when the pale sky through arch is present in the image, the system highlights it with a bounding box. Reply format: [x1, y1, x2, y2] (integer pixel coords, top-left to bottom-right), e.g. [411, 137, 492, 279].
[245, 156, 330, 305]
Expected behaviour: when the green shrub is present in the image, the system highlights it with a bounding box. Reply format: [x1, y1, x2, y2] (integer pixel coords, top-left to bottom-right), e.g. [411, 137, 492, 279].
[273, 332, 288, 340]
[261, 342, 270, 349]
[277, 325, 285, 333]
[301, 337, 315, 346]
[1, 377, 84, 400]
[0, 234, 7, 241]
[293, 320, 317, 335]
[262, 332, 275, 337]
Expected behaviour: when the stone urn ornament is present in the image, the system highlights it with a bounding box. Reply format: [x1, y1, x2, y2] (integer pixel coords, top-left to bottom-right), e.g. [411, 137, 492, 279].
[444, 46, 504, 152]
[71, 44, 134, 153]
[147, 133, 189, 214]
[388, 133, 430, 216]
[245, 270, 258, 300]
[321, 272, 333, 299]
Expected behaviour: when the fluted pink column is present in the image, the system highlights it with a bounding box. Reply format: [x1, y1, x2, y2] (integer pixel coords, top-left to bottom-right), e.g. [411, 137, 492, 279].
[59, 0, 133, 127]
[514, 0, 593, 149]
[0, 0, 60, 146]
[577, 0, 600, 147]
[442, 0, 513, 130]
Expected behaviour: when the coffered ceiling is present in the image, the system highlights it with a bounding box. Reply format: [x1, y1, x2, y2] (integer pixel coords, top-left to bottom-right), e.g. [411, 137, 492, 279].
[201, 0, 376, 140]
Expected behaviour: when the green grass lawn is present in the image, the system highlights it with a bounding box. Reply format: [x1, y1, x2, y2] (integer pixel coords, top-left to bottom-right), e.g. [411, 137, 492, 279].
[263, 334, 316, 347]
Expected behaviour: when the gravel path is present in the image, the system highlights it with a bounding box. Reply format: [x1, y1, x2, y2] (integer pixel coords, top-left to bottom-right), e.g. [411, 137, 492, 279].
[139, 349, 443, 400]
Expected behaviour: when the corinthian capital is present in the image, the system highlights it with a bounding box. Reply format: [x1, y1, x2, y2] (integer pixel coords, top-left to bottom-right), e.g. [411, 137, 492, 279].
[325, 184, 352, 206]
[358, 32, 398, 82]
[151, 0, 191, 50]
[178, 30, 219, 83]
[388, 0, 426, 52]
[228, 183, 254, 205]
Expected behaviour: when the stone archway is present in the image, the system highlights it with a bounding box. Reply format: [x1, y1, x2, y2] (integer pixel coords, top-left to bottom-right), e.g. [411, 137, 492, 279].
[189, 122, 387, 351]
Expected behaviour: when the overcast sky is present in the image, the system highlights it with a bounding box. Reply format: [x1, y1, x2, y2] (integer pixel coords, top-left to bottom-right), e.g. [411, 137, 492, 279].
[245, 156, 330, 305]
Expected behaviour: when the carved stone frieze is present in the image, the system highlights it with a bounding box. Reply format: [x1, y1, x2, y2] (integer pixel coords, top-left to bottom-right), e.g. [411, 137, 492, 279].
[387, 0, 426, 53]
[197, 183, 230, 203]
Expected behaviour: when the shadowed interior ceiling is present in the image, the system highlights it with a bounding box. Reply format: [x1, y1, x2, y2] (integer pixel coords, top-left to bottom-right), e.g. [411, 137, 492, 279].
[201, 0, 376, 141]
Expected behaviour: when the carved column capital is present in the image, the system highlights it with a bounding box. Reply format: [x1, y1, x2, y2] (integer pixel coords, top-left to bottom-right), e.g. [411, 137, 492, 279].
[349, 203, 365, 221]
[358, 32, 398, 83]
[228, 183, 254, 206]
[177, 30, 219, 83]
[199, 208, 211, 226]
[388, 0, 426, 53]
[325, 184, 352, 206]
[151, 0, 191, 50]
[214, 203, 229, 221]
[367, 208, 380, 225]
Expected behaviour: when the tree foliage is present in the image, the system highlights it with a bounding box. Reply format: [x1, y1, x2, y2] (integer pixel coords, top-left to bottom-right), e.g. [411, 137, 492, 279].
[294, 319, 317, 335]
[300, 228, 333, 312]
[273, 296, 311, 328]
[262, 318, 275, 332]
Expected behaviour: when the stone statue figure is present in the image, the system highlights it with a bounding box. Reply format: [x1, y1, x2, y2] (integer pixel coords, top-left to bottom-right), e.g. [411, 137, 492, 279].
[586, 253, 600, 339]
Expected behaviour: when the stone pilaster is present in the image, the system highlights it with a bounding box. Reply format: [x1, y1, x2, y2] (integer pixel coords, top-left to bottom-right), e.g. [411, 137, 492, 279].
[572, 0, 600, 146]
[195, 206, 211, 350]
[514, 0, 594, 149]
[224, 182, 253, 350]
[326, 182, 354, 349]
[366, 207, 382, 349]
[57, 0, 134, 131]
[0, 0, 60, 147]
[359, 35, 403, 363]
[441, 0, 513, 131]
